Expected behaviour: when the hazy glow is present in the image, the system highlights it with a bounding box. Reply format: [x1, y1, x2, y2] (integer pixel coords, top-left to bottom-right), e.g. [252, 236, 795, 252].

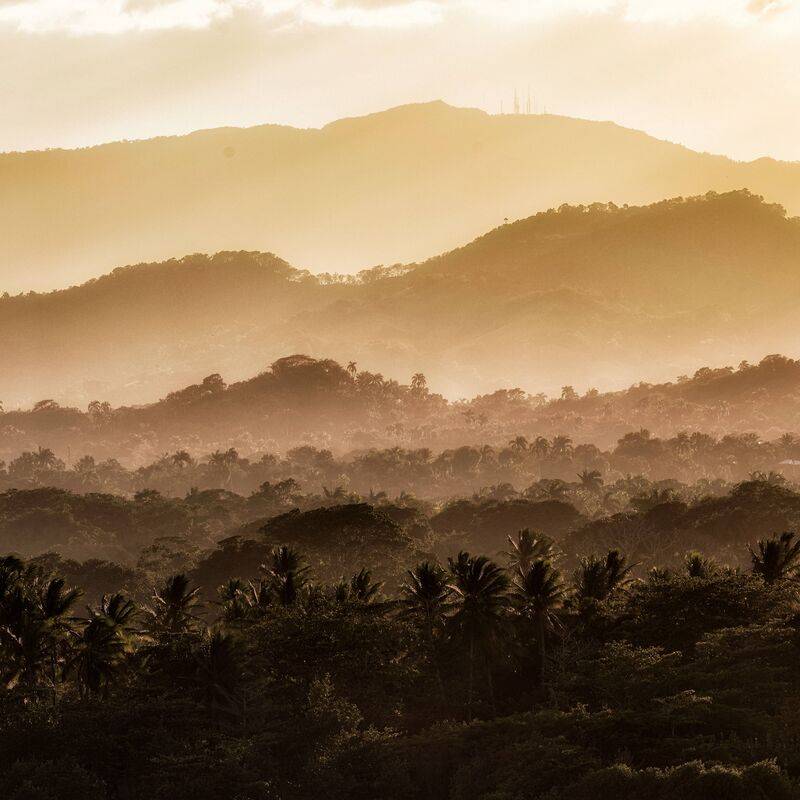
[1, 0, 798, 34]
[1, 0, 800, 159]
[0, 0, 447, 33]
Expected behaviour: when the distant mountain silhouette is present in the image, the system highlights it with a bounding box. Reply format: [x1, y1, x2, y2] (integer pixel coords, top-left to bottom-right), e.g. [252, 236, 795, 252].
[3, 101, 800, 293]
[2, 190, 799, 408]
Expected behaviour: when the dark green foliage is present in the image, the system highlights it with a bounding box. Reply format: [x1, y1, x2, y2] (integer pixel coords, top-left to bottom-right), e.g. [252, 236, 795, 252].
[2, 484, 800, 799]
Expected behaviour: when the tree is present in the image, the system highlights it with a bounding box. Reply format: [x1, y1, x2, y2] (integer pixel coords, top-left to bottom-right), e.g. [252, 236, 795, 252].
[574, 550, 636, 603]
[749, 531, 800, 583]
[685, 551, 718, 578]
[67, 614, 128, 699]
[531, 437, 550, 458]
[447, 552, 510, 719]
[262, 546, 309, 606]
[504, 529, 555, 576]
[171, 450, 194, 468]
[347, 568, 383, 604]
[0, 570, 80, 701]
[399, 561, 452, 642]
[218, 578, 250, 624]
[511, 559, 564, 686]
[577, 469, 604, 493]
[551, 435, 573, 458]
[193, 630, 242, 724]
[560, 386, 578, 402]
[144, 573, 202, 637]
[36, 576, 82, 704]
[509, 436, 529, 454]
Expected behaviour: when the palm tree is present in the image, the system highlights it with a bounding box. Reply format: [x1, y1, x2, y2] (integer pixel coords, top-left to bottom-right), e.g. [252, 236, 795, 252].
[67, 615, 128, 699]
[144, 573, 202, 637]
[245, 578, 272, 618]
[193, 631, 242, 725]
[348, 568, 383, 604]
[399, 561, 452, 643]
[262, 546, 309, 606]
[749, 531, 800, 583]
[0, 612, 51, 693]
[527, 478, 570, 502]
[508, 436, 529, 454]
[574, 550, 636, 603]
[171, 450, 194, 468]
[577, 469, 604, 493]
[531, 437, 550, 459]
[748, 471, 786, 486]
[0, 555, 24, 607]
[447, 552, 510, 719]
[550, 435, 573, 458]
[0, 572, 80, 701]
[218, 579, 249, 624]
[504, 529, 555, 576]
[207, 448, 238, 488]
[511, 559, 565, 686]
[399, 561, 452, 702]
[97, 592, 136, 629]
[411, 373, 427, 393]
[347, 361, 358, 378]
[35, 576, 81, 705]
[685, 551, 718, 579]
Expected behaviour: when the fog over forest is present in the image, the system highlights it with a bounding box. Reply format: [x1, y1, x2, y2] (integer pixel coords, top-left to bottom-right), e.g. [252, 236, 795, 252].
[4, 29, 800, 796]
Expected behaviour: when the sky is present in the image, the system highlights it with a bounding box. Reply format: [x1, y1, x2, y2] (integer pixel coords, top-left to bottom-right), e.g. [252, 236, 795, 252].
[1, 0, 799, 161]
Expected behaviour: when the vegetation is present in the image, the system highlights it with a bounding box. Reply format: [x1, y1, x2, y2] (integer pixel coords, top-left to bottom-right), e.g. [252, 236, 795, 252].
[2, 517, 800, 798]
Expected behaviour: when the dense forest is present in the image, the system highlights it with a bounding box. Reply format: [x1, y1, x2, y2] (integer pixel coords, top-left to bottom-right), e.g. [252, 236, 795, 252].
[3, 483, 800, 798]
[5, 353, 800, 796]
[5, 190, 800, 407]
[6, 350, 800, 797]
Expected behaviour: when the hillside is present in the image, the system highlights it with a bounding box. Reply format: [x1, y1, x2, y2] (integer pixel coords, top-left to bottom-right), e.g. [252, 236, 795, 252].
[6, 351, 800, 470]
[3, 101, 800, 294]
[2, 190, 800, 407]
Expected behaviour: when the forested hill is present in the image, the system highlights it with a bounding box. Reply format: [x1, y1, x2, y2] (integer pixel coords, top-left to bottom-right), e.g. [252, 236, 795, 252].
[2, 190, 800, 408]
[4, 100, 800, 294]
[5, 351, 800, 467]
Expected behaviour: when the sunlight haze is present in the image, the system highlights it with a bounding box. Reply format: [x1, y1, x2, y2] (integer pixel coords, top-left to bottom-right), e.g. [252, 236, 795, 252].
[0, 0, 799, 161]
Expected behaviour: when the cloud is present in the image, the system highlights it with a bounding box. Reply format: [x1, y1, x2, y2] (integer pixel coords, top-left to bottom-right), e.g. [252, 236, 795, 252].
[0, 0, 235, 34]
[0, 0, 798, 35]
[0, 0, 446, 33]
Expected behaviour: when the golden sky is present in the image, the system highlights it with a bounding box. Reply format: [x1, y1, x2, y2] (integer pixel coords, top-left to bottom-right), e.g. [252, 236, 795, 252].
[1, 0, 799, 160]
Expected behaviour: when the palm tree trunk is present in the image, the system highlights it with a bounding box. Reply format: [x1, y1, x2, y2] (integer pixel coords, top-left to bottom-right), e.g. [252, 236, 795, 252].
[427, 616, 447, 707]
[51, 642, 58, 708]
[537, 614, 546, 688]
[467, 633, 475, 722]
[484, 652, 496, 717]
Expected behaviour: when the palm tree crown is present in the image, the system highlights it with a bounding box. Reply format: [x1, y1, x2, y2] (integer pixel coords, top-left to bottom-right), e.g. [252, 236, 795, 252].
[749, 531, 800, 583]
[399, 561, 452, 637]
[574, 550, 636, 603]
[504, 529, 555, 576]
[263, 545, 309, 605]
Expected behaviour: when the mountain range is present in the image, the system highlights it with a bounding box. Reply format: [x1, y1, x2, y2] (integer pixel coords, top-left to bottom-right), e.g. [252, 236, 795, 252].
[3, 101, 800, 294]
[2, 189, 800, 408]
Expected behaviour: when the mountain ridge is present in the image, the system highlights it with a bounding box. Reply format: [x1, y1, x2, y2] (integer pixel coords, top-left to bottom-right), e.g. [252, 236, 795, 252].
[4, 101, 800, 293]
[2, 190, 800, 408]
